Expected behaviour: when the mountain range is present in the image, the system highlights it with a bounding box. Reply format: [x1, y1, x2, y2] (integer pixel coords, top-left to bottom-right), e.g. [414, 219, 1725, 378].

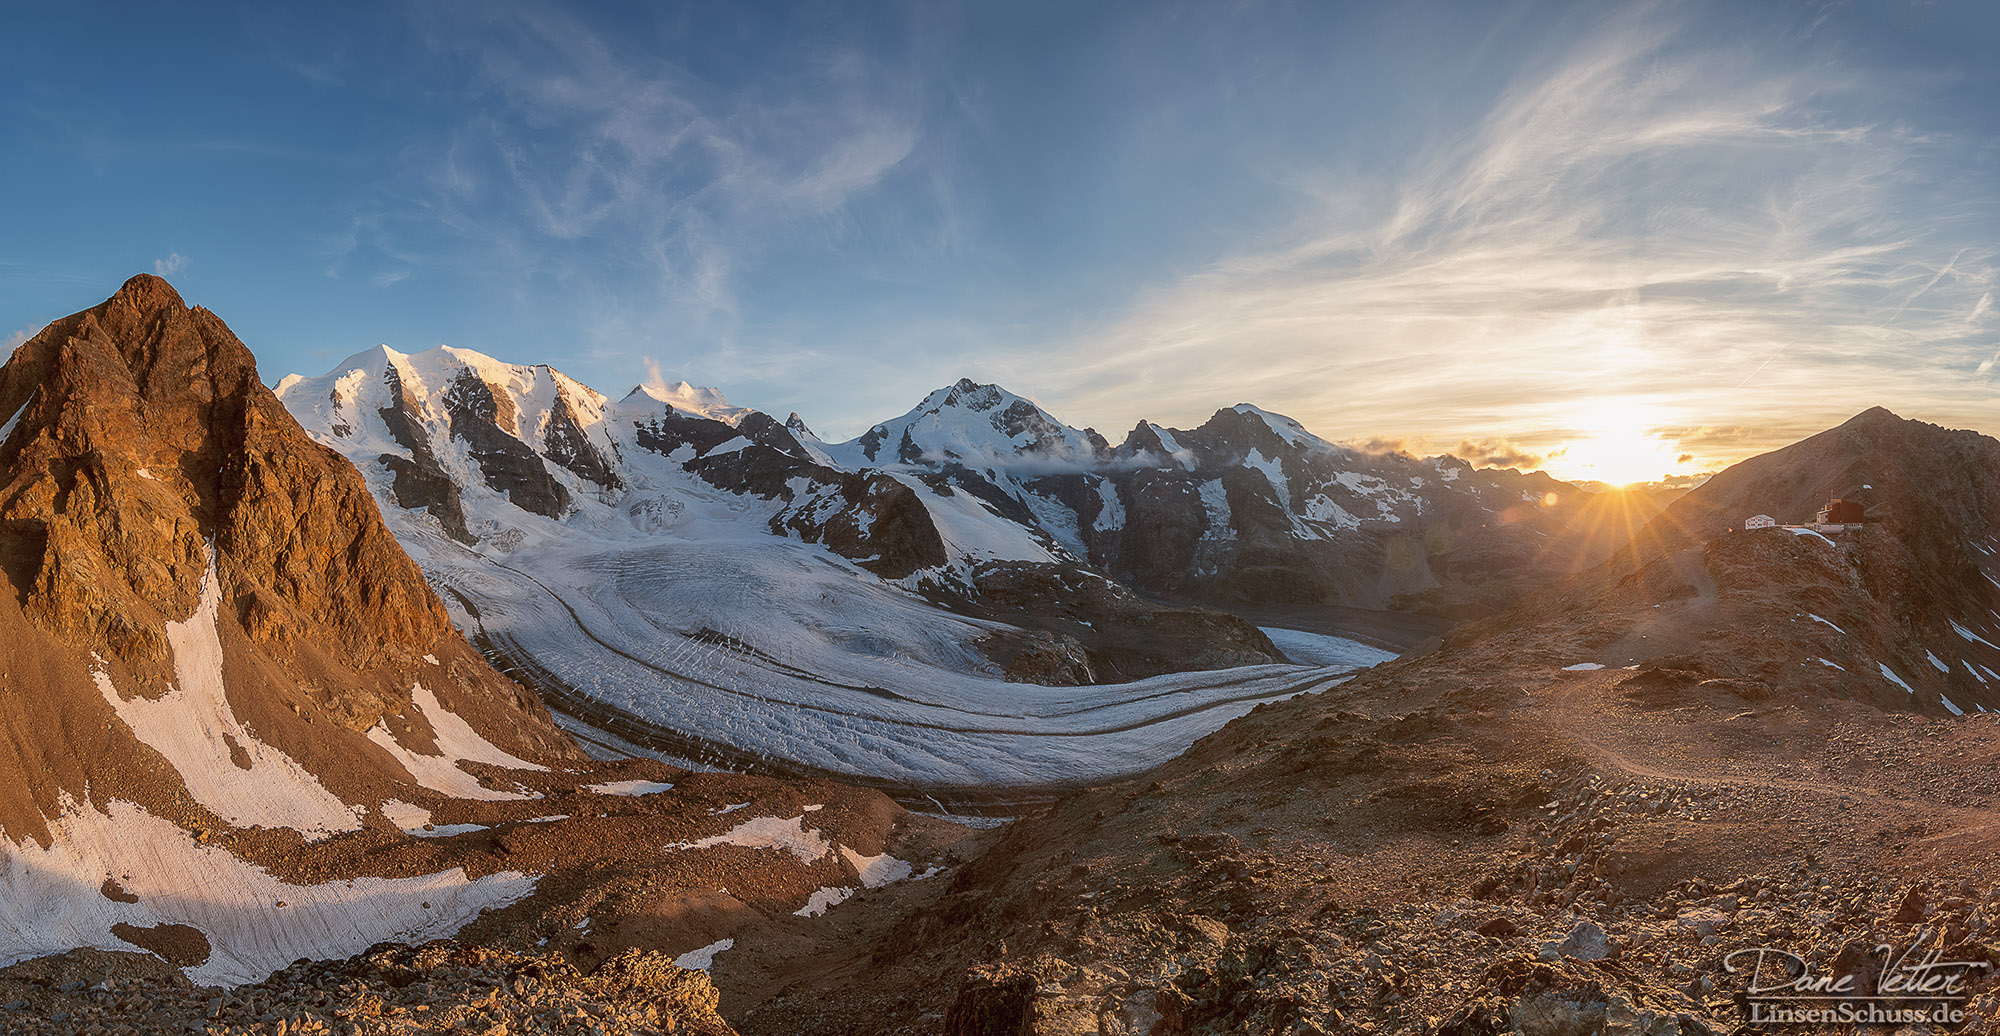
[1, 275, 1996, 1036]
[271, 339, 1683, 792]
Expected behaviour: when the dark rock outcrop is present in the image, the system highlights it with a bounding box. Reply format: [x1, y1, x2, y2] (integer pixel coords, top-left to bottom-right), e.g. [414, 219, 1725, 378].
[376, 363, 473, 543]
[542, 389, 623, 491]
[443, 368, 571, 518]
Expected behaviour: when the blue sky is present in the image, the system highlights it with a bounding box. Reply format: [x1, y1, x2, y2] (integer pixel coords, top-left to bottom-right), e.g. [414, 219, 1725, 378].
[4, 1, 1996, 480]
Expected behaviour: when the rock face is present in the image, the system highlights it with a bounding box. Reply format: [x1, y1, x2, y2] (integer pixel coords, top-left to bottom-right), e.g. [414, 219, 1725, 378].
[0, 275, 584, 980]
[443, 367, 574, 518]
[376, 362, 474, 543]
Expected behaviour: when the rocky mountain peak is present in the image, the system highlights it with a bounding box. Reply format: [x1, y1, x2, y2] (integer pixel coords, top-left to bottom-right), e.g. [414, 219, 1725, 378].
[1842, 404, 1906, 429]
[0, 276, 574, 772]
[109, 271, 186, 311]
[930, 377, 1004, 412]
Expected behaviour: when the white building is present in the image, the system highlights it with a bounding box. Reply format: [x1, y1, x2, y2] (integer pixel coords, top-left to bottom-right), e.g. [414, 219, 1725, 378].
[1745, 514, 1776, 530]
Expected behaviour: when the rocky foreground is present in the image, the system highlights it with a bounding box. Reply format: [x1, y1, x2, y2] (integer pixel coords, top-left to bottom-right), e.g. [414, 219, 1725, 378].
[15, 655, 1992, 1036]
[0, 942, 733, 1035]
[758, 661, 2000, 1035]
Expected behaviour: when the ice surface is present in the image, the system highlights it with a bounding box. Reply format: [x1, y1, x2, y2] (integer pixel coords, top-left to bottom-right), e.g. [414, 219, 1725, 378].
[1561, 662, 1606, 671]
[280, 351, 1383, 790]
[1258, 628, 1396, 670]
[888, 472, 1056, 564]
[626, 380, 752, 425]
[1879, 663, 1915, 694]
[429, 524, 1359, 788]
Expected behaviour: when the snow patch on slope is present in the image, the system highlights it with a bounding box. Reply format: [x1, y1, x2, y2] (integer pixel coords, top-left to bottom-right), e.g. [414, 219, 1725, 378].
[1952, 621, 1998, 650]
[366, 684, 544, 801]
[665, 814, 831, 864]
[840, 847, 914, 888]
[97, 555, 360, 840]
[0, 391, 31, 444]
[792, 887, 854, 917]
[0, 797, 534, 986]
[1093, 477, 1125, 532]
[672, 937, 734, 971]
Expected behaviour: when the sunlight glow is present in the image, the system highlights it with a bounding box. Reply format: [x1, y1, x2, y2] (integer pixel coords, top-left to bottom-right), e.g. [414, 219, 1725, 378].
[1544, 405, 1684, 487]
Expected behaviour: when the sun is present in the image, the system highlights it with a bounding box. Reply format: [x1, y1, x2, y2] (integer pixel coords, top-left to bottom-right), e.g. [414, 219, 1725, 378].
[1547, 406, 1683, 488]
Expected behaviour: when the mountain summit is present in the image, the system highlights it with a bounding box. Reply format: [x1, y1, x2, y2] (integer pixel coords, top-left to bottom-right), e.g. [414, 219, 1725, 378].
[0, 275, 581, 982]
[825, 377, 1110, 471]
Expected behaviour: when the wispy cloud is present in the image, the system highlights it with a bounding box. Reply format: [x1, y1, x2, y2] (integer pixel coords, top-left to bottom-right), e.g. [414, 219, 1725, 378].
[153, 253, 187, 276]
[342, 4, 923, 380]
[1047, 5, 1998, 472]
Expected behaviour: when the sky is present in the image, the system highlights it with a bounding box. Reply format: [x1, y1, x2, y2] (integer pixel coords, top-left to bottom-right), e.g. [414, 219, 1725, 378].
[3, 0, 1996, 484]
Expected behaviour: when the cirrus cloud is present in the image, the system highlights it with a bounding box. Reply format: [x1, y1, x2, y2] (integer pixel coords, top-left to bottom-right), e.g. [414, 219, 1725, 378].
[1043, 4, 1998, 473]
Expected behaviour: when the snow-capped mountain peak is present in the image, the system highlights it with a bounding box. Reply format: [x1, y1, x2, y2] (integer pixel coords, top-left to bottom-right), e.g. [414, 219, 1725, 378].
[620, 378, 752, 426]
[1228, 403, 1335, 454]
[828, 377, 1107, 471]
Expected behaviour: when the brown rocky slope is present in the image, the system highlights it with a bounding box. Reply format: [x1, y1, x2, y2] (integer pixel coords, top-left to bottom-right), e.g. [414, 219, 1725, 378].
[1440, 407, 2000, 716]
[0, 273, 579, 847]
